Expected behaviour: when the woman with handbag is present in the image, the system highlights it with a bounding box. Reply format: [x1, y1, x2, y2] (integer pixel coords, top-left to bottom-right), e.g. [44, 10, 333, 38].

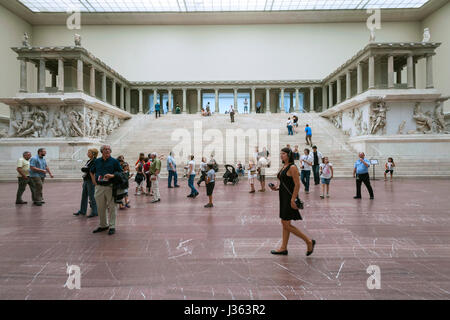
[268, 147, 316, 256]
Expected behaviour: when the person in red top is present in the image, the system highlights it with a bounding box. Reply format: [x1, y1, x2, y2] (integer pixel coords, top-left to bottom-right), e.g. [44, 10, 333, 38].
[144, 155, 152, 196]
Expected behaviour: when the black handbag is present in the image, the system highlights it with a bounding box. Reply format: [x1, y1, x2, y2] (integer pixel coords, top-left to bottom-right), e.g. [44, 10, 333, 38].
[280, 181, 304, 210]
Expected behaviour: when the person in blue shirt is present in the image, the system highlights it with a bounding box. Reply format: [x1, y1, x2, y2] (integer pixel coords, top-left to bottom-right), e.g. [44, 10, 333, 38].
[167, 151, 180, 188]
[155, 101, 161, 119]
[29, 148, 54, 206]
[305, 124, 312, 146]
[90, 145, 122, 235]
[353, 152, 374, 199]
[256, 101, 261, 113]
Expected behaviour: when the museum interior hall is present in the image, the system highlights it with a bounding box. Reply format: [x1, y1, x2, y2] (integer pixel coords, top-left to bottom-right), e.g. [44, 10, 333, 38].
[0, 0, 449, 301]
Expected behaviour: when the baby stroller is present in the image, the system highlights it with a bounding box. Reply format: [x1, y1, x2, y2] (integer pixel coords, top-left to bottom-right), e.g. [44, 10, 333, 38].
[223, 165, 239, 185]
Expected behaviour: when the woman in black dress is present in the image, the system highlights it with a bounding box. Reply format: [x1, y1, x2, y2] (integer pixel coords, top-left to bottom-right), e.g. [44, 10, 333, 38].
[269, 147, 316, 256]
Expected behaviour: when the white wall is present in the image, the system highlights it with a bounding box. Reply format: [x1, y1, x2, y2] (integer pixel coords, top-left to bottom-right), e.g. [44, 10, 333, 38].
[0, 4, 33, 117]
[32, 22, 421, 82]
[422, 2, 450, 113]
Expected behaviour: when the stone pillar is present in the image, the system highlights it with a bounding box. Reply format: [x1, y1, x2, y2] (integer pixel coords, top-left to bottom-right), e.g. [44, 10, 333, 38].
[182, 88, 187, 114]
[120, 84, 124, 109]
[407, 54, 414, 89]
[322, 86, 327, 112]
[111, 80, 116, 106]
[280, 88, 285, 113]
[396, 66, 402, 84]
[38, 59, 46, 93]
[295, 88, 300, 112]
[126, 88, 131, 113]
[90, 66, 95, 96]
[336, 78, 342, 104]
[77, 59, 83, 92]
[357, 62, 363, 94]
[101, 73, 107, 102]
[168, 88, 172, 113]
[265, 88, 270, 113]
[51, 73, 57, 88]
[233, 88, 238, 110]
[19, 59, 27, 93]
[251, 87, 256, 113]
[328, 83, 333, 108]
[426, 54, 434, 89]
[368, 55, 375, 89]
[215, 88, 219, 113]
[197, 88, 202, 113]
[58, 58, 64, 93]
[153, 89, 158, 112]
[138, 88, 143, 114]
[346, 71, 351, 100]
[388, 55, 395, 89]
[310, 87, 315, 112]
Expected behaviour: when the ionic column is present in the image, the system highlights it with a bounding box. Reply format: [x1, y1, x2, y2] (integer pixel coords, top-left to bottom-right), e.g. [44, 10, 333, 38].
[265, 88, 270, 113]
[138, 88, 143, 114]
[251, 87, 256, 113]
[19, 59, 28, 92]
[426, 54, 434, 89]
[101, 73, 107, 102]
[407, 54, 414, 89]
[38, 59, 46, 93]
[168, 88, 172, 113]
[346, 71, 351, 100]
[90, 66, 95, 96]
[295, 88, 300, 112]
[126, 88, 131, 113]
[357, 62, 363, 94]
[368, 55, 375, 89]
[153, 88, 158, 112]
[280, 88, 285, 113]
[77, 59, 83, 92]
[58, 58, 64, 93]
[233, 88, 238, 110]
[120, 84, 124, 109]
[388, 55, 395, 89]
[322, 86, 327, 112]
[112, 80, 116, 106]
[328, 83, 333, 108]
[182, 88, 187, 114]
[310, 87, 315, 112]
[215, 88, 219, 113]
[336, 78, 342, 104]
[197, 88, 201, 113]
[51, 73, 57, 88]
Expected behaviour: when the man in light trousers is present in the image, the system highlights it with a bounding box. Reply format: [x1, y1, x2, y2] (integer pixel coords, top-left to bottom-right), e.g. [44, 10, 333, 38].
[90, 145, 122, 235]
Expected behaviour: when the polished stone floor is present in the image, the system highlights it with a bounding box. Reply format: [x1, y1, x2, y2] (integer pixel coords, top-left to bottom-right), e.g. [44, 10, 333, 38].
[0, 178, 449, 300]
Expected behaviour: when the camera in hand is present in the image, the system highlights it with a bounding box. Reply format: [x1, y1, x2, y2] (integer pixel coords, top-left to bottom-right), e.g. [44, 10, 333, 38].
[268, 183, 275, 188]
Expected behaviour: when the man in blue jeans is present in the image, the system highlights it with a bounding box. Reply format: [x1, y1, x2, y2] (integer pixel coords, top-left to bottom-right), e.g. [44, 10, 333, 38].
[187, 155, 199, 198]
[155, 101, 161, 118]
[167, 152, 180, 188]
[300, 148, 313, 194]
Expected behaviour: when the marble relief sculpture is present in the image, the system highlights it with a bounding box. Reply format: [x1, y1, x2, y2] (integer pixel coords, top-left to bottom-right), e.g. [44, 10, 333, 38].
[369, 101, 388, 135]
[354, 109, 363, 135]
[434, 101, 446, 133]
[8, 106, 121, 139]
[413, 103, 433, 134]
[397, 120, 406, 134]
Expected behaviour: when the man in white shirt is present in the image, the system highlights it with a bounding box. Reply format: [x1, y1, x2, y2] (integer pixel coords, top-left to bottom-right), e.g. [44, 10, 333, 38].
[229, 105, 235, 123]
[187, 155, 199, 198]
[16, 151, 32, 204]
[257, 157, 268, 192]
[300, 148, 313, 193]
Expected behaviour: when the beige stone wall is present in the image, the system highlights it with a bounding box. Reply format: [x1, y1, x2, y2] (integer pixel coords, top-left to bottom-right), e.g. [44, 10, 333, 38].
[0, 4, 33, 117]
[422, 2, 450, 113]
[32, 22, 421, 82]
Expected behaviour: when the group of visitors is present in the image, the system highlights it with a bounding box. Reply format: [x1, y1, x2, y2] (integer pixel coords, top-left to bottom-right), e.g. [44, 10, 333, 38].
[15, 148, 54, 206]
[286, 115, 299, 136]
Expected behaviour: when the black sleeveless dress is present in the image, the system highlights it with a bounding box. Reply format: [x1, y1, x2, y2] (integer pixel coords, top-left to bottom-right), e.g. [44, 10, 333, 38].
[278, 163, 302, 221]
